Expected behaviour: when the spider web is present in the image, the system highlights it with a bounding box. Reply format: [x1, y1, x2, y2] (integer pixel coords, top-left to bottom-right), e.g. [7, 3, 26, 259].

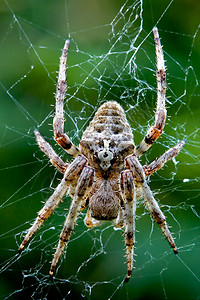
[0, 0, 200, 299]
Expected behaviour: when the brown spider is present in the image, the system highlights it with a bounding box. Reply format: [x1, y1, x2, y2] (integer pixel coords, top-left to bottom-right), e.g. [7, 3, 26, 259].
[18, 27, 185, 282]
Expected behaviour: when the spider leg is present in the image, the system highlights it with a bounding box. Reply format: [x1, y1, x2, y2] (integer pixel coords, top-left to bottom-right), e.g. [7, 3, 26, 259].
[136, 27, 166, 157]
[120, 170, 136, 283]
[126, 155, 178, 254]
[114, 207, 124, 228]
[143, 140, 186, 176]
[114, 189, 142, 230]
[84, 208, 100, 228]
[34, 129, 68, 174]
[142, 181, 178, 253]
[49, 165, 94, 277]
[53, 39, 80, 157]
[18, 155, 87, 253]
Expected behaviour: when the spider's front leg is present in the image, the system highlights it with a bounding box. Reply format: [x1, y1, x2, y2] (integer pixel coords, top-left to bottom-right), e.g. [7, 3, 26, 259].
[126, 154, 178, 254]
[121, 170, 136, 283]
[34, 129, 68, 174]
[49, 165, 94, 277]
[53, 39, 79, 157]
[18, 155, 87, 253]
[136, 27, 166, 157]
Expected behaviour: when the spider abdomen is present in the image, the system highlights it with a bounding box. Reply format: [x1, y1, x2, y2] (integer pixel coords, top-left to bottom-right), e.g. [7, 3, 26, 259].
[89, 176, 120, 220]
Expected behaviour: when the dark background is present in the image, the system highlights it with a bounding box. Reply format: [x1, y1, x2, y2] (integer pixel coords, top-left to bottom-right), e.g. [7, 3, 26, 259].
[0, 0, 200, 299]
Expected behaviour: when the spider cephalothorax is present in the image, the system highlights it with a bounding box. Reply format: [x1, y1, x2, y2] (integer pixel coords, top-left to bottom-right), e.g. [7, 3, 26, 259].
[18, 27, 185, 282]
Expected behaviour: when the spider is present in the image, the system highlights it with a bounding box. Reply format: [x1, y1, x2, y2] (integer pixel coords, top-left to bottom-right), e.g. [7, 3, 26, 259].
[18, 27, 185, 282]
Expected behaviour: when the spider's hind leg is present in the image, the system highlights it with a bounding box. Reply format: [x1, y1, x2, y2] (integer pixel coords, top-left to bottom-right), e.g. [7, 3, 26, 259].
[142, 181, 178, 253]
[84, 208, 100, 228]
[120, 170, 136, 283]
[114, 206, 124, 229]
[126, 154, 178, 254]
[49, 165, 94, 277]
[18, 155, 87, 253]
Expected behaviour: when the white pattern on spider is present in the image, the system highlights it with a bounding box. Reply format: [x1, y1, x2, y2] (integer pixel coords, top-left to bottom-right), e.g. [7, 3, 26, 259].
[18, 27, 185, 283]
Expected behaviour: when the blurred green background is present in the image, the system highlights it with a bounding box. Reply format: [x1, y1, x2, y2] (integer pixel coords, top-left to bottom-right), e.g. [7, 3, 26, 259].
[0, 0, 200, 299]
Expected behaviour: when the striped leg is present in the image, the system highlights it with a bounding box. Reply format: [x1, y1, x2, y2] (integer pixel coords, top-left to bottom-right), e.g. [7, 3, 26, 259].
[84, 208, 100, 228]
[34, 129, 68, 174]
[121, 170, 136, 283]
[126, 154, 178, 256]
[53, 39, 80, 157]
[114, 207, 124, 229]
[18, 155, 87, 253]
[49, 166, 94, 277]
[142, 181, 178, 254]
[136, 27, 166, 157]
[143, 140, 186, 176]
